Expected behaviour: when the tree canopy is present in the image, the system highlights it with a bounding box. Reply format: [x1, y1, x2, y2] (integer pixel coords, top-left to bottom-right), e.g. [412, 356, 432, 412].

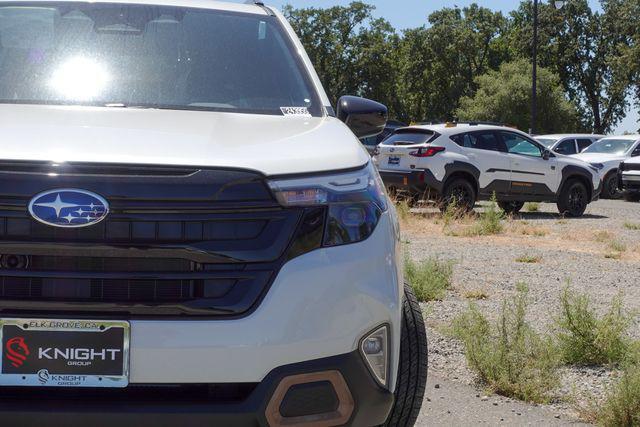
[457, 59, 581, 133]
[283, 0, 639, 133]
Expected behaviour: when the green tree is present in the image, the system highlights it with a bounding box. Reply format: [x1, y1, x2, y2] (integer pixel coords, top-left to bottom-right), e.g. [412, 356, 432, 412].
[602, 0, 640, 132]
[457, 59, 581, 133]
[283, 2, 403, 118]
[400, 5, 508, 122]
[508, 0, 634, 133]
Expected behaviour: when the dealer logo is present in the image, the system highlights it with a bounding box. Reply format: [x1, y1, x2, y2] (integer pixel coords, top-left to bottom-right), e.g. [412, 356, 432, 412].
[5, 337, 30, 368]
[37, 369, 50, 385]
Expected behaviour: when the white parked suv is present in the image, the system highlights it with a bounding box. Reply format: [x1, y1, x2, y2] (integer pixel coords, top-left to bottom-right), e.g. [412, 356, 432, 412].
[0, 1, 427, 425]
[375, 123, 601, 216]
[535, 134, 604, 155]
[617, 139, 640, 201]
[573, 135, 640, 199]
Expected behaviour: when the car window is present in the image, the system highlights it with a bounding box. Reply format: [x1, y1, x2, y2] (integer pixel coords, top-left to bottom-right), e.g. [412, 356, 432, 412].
[555, 139, 577, 155]
[381, 132, 434, 146]
[536, 137, 558, 148]
[500, 132, 542, 157]
[583, 139, 636, 155]
[576, 138, 593, 152]
[632, 144, 640, 157]
[451, 131, 504, 152]
[0, 2, 322, 116]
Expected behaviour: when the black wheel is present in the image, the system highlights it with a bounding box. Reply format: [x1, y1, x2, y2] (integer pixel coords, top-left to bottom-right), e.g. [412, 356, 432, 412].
[439, 178, 476, 212]
[602, 172, 621, 199]
[557, 179, 588, 217]
[497, 201, 525, 214]
[383, 284, 428, 427]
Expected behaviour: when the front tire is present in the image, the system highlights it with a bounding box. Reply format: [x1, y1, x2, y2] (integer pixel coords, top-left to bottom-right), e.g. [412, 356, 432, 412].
[383, 284, 428, 427]
[497, 201, 525, 215]
[602, 172, 621, 199]
[557, 179, 589, 217]
[439, 178, 476, 213]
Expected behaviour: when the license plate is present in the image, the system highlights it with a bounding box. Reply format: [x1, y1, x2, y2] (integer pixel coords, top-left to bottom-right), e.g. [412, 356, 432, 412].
[387, 155, 403, 165]
[0, 318, 129, 387]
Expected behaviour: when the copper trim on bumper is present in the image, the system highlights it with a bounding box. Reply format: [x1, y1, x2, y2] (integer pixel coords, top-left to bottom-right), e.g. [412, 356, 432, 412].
[265, 370, 354, 427]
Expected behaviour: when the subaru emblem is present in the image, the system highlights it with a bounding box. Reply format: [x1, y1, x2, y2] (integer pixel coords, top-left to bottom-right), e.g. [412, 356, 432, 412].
[28, 189, 109, 228]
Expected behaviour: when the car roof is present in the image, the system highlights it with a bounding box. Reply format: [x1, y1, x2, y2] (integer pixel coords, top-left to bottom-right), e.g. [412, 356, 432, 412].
[403, 123, 525, 136]
[0, 0, 269, 14]
[536, 134, 605, 139]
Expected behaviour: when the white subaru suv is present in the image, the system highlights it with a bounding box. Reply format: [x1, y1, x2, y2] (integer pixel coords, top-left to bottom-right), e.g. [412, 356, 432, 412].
[375, 123, 601, 216]
[573, 135, 640, 199]
[0, 1, 427, 426]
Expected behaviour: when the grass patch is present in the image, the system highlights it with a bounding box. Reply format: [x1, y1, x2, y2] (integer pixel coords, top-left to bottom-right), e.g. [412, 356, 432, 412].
[609, 239, 627, 253]
[453, 284, 560, 403]
[525, 202, 540, 212]
[463, 195, 504, 236]
[598, 364, 640, 426]
[554, 287, 633, 366]
[623, 221, 640, 231]
[464, 289, 489, 300]
[404, 256, 454, 302]
[594, 230, 614, 243]
[515, 254, 542, 263]
[394, 199, 411, 223]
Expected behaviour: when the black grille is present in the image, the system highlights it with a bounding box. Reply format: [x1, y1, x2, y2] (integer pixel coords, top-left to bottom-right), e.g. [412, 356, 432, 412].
[0, 164, 311, 317]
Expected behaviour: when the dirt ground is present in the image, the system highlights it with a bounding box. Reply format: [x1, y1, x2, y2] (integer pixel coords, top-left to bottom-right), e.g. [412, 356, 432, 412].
[407, 198, 640, 425]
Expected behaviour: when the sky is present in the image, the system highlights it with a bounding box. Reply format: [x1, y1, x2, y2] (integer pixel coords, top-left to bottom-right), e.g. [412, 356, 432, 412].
[245, 0, 639, 134]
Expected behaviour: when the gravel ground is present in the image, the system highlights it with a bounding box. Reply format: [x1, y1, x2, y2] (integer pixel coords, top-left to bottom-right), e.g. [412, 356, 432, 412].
[405, 199, 640, 423]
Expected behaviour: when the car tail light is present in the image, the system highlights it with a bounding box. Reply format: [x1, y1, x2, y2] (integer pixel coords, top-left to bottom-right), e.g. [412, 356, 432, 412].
[269, 162, 387, 247]
[409, 146, 445, 157]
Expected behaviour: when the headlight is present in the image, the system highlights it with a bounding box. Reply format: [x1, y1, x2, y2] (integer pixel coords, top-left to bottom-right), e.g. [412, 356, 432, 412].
[589, 162, 605, 171]
[269, 162, 387, 247]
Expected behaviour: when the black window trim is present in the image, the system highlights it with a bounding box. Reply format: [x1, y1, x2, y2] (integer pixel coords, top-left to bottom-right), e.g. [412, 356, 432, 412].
[451, 130, 508, 153]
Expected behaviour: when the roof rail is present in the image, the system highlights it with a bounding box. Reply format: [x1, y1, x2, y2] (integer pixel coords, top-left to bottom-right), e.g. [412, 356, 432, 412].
[244, 0, 275, 16]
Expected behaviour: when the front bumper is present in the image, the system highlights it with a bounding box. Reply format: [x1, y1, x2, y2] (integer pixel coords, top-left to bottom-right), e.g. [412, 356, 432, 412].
[0, 351, 394, 427]
[593, 178, 603, 201]
[621, 172, 640, 192]
[0, 212, 402, 425]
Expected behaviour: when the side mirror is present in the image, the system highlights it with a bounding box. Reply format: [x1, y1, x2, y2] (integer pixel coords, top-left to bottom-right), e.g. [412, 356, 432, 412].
[542, 149, 551, 160]
[336, 95, 388, 139]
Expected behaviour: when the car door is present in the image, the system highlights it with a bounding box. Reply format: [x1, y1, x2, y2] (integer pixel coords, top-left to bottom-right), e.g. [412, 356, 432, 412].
[500, 131, 560, 196]
[451, 130, 512, 196]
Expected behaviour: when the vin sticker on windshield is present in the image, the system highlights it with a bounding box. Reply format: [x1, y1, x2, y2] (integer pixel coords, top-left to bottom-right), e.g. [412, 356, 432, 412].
[280, 107, 312, 117]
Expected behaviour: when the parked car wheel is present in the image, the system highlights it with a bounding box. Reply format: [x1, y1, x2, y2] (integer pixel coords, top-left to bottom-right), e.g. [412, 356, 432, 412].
[497, 201, 525, 214]
[439, 178, 476, 212]
[383, 284, 428, 427]
[602, 171, 621, 199]
[557, 179, 588, 217]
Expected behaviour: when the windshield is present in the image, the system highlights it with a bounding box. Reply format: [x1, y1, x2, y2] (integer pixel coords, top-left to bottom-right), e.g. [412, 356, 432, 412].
[536, 138, 558, 148]
[582, 138, 636, 155]
[0, 2, 321, 116]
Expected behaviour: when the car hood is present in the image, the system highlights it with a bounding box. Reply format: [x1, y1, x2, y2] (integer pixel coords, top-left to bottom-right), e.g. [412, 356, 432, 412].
[572, 152, 626, 164]
[0, 104, 369, 176]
